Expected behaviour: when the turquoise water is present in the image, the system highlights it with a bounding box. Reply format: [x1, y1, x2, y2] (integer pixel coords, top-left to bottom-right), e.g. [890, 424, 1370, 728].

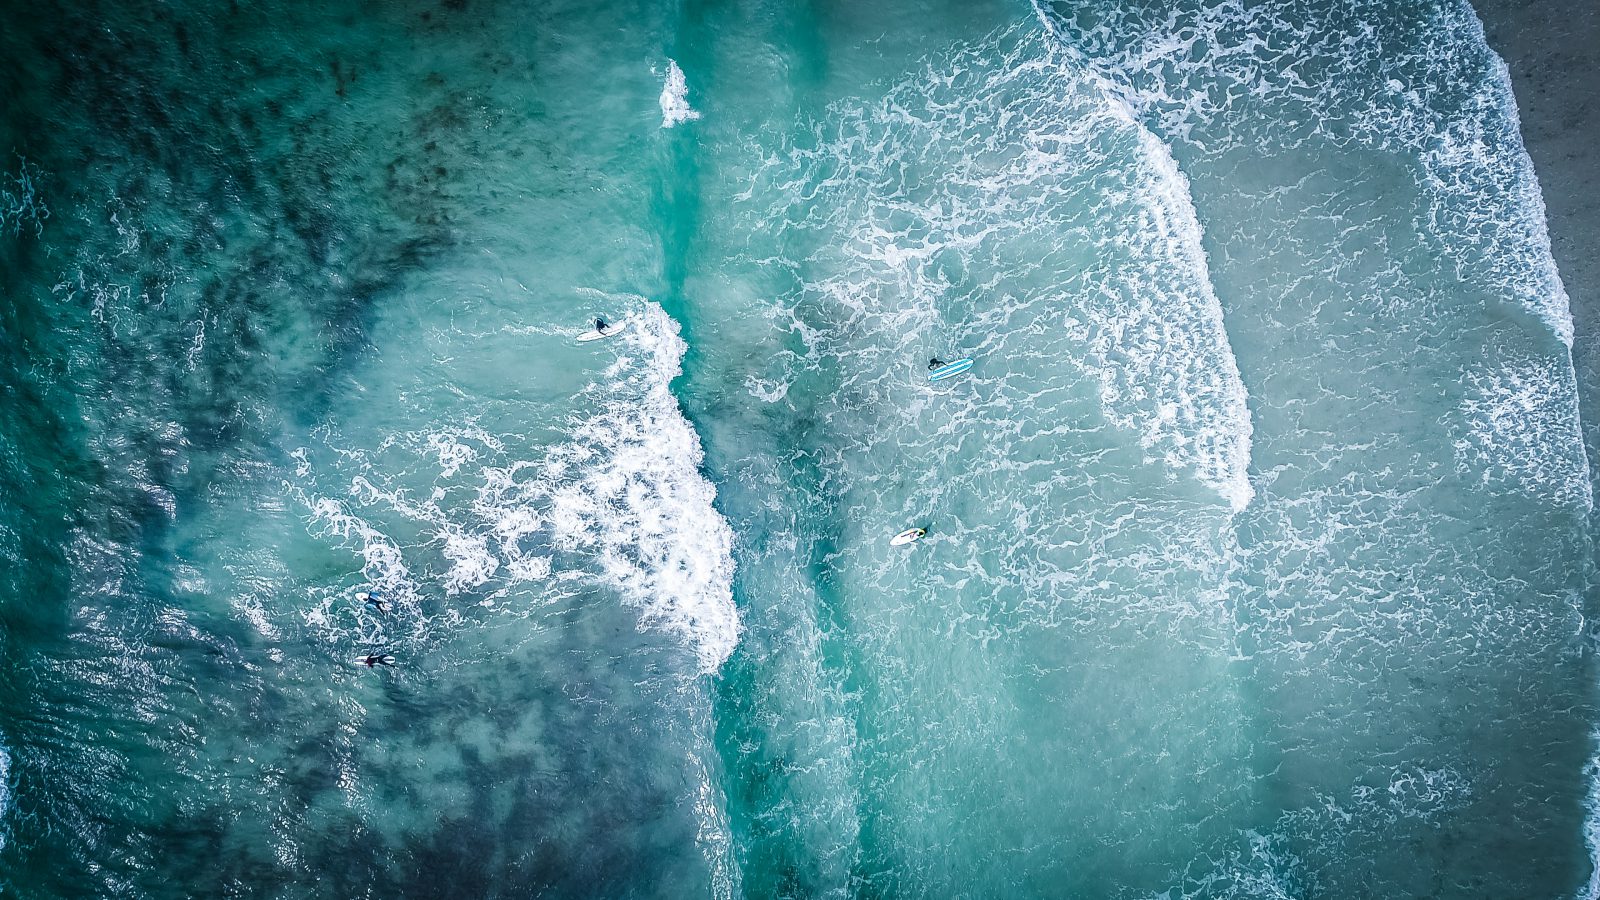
[0, 0, 1593, 896]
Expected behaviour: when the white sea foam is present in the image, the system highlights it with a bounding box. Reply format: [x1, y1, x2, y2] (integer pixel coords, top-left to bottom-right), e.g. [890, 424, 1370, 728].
[183, 316, 207, 371]
[1454, 351, 1593, 509]
[1369, 764, 1474, 821]
[659, 59, 702, 129]
[0, 156, 48, 237]
[0, 743, 10, 852]
[1089, 124, 1254, 512]
[744, 375, 790, 403]
[1583, 720, 1600, 900]
[1172, 765, 1472, 897]
[688, 747, 739, 900]
[427, 431, 479, 479]
[304, 493, 418, 603]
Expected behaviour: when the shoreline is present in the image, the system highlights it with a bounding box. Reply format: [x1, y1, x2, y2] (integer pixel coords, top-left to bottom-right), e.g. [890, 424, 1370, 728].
[1471, 0, 1600, 464]
[1472, 2, 1600, 895]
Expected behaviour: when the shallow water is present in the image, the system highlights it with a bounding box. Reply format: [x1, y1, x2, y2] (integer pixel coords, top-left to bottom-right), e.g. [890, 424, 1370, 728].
[0, 0, 1593, 897]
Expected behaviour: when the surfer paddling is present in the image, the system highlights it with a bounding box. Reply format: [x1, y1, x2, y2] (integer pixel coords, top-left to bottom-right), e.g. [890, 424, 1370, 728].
[927, 356, 972, 382]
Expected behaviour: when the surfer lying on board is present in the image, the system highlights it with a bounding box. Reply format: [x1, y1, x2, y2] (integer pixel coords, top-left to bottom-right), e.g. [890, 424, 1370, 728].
[594, 317, 609, 334]
[356, 591, 386, 613]
[928, 357, 946, 370]
[362, 654, 396, 668]
[891, 526, 928, 546]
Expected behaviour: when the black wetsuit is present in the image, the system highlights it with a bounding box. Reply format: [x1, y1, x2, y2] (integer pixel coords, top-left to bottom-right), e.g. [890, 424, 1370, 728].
[363, 655, 395, 668]
[929, 357, 946, 371]
[595, 318, 609, 333]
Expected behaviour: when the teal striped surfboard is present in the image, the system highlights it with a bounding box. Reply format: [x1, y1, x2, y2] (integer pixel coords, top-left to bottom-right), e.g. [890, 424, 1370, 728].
[928, 358, 973, 382]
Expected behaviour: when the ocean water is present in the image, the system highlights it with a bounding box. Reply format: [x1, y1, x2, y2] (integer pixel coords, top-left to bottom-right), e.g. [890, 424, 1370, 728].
[0, 0, 1593, 897]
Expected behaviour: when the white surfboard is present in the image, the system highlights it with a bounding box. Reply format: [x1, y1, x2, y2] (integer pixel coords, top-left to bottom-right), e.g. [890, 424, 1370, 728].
[890, 528, 927, 546]
[577, 320, 628, 342]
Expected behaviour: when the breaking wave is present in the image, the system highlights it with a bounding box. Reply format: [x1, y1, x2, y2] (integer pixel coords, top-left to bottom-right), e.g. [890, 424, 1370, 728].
[296, 302, 739, 672]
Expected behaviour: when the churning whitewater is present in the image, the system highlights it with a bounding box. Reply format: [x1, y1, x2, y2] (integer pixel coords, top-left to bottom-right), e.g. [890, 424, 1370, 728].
[0, 0, 1595, 897]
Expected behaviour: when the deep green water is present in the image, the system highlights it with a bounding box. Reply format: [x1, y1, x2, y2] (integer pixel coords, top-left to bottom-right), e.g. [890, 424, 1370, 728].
[0, 0, 1594, 897]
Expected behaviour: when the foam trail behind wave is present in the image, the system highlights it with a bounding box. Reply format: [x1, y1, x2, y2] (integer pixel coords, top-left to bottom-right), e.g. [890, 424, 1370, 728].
[1097, 120, 1254, 512]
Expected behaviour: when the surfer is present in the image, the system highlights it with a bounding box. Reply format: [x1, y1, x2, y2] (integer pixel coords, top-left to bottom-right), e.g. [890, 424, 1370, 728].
[356, 591, 386, 613]
[928, 357, 946, 371]
[361, 654, 396, 668]
[577, 316, 625, 343]
[891, 526, 928, 546]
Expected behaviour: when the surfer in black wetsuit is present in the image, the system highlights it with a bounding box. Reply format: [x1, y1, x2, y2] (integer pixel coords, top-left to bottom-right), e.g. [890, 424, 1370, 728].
[362, 654, 396, 668]
[595, 317, 609, 334]
[928, 357, 946, 371]
[356, 591, 386, 613]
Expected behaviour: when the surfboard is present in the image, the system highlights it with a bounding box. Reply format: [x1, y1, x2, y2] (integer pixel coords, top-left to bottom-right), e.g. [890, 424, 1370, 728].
[928, 358, 973, 382]
[577, 321, 628, 342]
[890, 528, 927, 546]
